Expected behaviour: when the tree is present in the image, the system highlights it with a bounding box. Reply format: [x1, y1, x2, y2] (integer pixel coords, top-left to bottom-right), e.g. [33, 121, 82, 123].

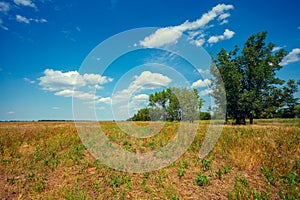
[149, 88, 171, 120]
[211, 31, 288, 124]
[275, 80, 300, 118]
[131, 108, 150, 121]
[132, 87, 203, 122]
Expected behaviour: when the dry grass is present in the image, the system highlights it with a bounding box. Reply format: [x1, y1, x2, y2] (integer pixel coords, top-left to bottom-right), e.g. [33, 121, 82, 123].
[0, 119, 299, 199]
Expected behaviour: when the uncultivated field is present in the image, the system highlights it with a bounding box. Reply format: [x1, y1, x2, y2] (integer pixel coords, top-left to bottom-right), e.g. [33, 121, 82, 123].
[0, 119, 299, 199]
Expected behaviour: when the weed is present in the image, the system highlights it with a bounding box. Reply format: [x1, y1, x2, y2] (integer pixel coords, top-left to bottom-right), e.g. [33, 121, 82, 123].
[252, 189, 269, 200]
[222, 165, 232, 174]
[144, 172, 150, 179]
[110, 175, 123, 187]
[278, 172, 300, 199]
[201, 159, 212, 171]
[195, 173, 210, 186]
[177, 160, 188, 178]
[171, 195, 180, 200]
[177, 167, 185, 178]
[216, 168, 223, 179]
[260, 166, 277, 185]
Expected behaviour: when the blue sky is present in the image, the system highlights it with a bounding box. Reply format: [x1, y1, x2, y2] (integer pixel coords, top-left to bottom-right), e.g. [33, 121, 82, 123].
[0, 0, 299, 121]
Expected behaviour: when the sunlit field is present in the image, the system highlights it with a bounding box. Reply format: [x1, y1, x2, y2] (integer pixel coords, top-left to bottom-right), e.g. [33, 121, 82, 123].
[0, 119, 299, 199]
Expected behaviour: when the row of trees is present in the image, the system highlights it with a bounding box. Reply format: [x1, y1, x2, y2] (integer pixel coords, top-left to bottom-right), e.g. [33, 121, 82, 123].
[211, 31, 299, 124]
[130, 87, 204, 122]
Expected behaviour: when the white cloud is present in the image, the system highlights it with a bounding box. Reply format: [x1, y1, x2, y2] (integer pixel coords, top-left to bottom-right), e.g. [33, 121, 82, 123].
[14, 0, 36, 8]
[38, 69, 113, 91]
[197, 68, 210, 74]
[23, 77, 35, 84]
[220, 19, 228, 25]
[98, 97, 112, 104]
[7, 111, 15, 115]
[131, 71, 172, 90]
[38, 69, 85, 91]
[280, 48, 300, 66]
[192, 79, 211, 88]
[139, 4, 234, 48]
[52, 107, 60, 110]
[207, 29, 235, 44]
[111, 71, 171, 104]
[0, 2, 10, 13]
[132, 94, 149, 101]
[16, 15, 30, 24]
[0, 18, 8, 30]
[218, 13, 230, 20]
[140, 27, 183, 48]
[16, 15, 47, 24]
[272, 46, 282, 52]
[38, 69, 113, 101]
[199, 89, 212, 96]
[83, 74, 113, 85]
[55, 89, 97, 100]
[31, 18, 47, 23]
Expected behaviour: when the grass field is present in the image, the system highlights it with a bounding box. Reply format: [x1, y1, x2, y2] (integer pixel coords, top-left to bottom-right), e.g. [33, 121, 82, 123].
[0, 119, 299, 199]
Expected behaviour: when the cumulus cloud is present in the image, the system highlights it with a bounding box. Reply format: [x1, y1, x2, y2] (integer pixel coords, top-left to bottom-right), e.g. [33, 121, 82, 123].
[131, 71, 172, 90]
[0, 2, 10, 13]
[280, 48, 300, 66]
[38, 69, 113, 91]
[98, 97, 112, 104]
[52, 107, 60, 110]
[199, 89, 212, 96]
[98, 71, 171, 106]
[14, 0, 36, 8]
[192, 79, 211, 88]
[207, 29, 235, 43]
[111, 71, 171, 104]
[140, 27, 183, 48]
[16, 15, 30, 24]
[7, 111, 15, 115]
[139, 4, 234, 48]
[39, 69, 85, 91]
[132, 94, 149, 101]
[83, 74, 113, 85]
[38, 69, 113, 101]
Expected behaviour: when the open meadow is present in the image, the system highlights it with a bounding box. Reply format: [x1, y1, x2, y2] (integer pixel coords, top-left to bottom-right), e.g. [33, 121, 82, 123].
[0, 119, 299, 199]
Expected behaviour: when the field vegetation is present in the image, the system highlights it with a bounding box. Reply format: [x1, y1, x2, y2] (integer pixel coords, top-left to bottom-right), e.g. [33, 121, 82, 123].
[0, 119, 299, 199]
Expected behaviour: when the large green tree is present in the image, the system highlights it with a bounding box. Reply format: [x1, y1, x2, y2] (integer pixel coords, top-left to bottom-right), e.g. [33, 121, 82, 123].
[211, 31, 289, 124]
[132, 87, 203, 122]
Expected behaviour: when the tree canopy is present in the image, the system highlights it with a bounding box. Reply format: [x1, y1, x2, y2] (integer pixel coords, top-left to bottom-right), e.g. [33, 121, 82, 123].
[211, 31, 299, 124]
[130, 87, 203, 122]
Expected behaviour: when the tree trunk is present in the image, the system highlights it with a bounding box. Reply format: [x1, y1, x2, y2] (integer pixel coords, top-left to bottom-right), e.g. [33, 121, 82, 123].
[250, 117, 253, 124]
[236, 117, 246, 125]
